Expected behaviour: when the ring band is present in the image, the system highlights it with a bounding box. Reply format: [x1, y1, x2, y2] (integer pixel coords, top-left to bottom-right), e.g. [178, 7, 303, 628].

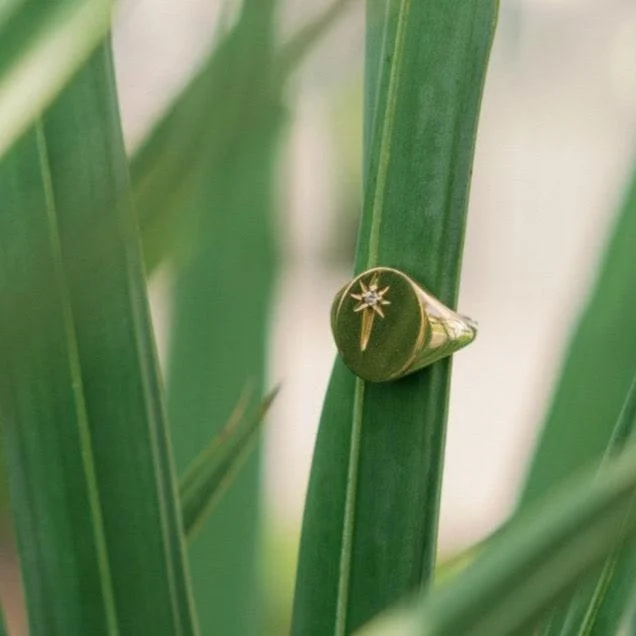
[330, 266, 477, 382]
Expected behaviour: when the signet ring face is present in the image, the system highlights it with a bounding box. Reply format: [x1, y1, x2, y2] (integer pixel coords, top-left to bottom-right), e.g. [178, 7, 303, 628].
[330, 267, 477, 383]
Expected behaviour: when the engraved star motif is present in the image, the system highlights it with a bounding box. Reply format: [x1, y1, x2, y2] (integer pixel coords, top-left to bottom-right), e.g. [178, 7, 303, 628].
[349, 275, 391, 351]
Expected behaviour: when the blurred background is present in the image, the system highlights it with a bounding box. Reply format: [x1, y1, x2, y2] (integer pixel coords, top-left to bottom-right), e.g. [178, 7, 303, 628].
[3, 0, 636, 633]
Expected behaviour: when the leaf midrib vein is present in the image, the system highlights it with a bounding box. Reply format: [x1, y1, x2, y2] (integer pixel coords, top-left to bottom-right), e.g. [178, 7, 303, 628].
[334, 0, 412, 632]
[35, 122, 119, 635]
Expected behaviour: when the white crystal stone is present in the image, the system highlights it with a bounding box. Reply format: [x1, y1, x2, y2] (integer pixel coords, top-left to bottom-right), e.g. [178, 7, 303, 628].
[362, 290, 380, 306]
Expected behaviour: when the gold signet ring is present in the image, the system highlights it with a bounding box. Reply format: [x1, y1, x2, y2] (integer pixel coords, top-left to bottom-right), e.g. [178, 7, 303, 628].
[330, 267, 477, 383]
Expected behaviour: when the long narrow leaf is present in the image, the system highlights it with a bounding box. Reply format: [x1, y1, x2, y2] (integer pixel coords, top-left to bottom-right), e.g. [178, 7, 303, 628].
[132, 0, 350, 273]
[277, 0, 357, 80]
[180, 388, 279, 538]
[166, 111, 279, 636]
[41, 43, 197, 635]
[293, 2, 498, 633]
[164, 2, 280, 633]
[521, 167, 636, 507]
[131, 2, 282, 274]
[576, 548, 636, 635]
[535, 376, 636, 635]
[363, 426, 636, 636]
[517, 162, 636, 634]
[416, 459, 636, 635]
[0, 0, 112, 158]
[0, 130, 117, 635]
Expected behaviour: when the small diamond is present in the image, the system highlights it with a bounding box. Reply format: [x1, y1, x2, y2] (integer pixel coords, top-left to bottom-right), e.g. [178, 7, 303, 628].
[362, 290, 381, 306]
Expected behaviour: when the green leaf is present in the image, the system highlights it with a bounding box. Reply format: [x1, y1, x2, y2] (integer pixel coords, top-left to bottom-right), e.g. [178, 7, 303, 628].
[0, 127, 117, 636]
[292, 1, 498, 633]
[520, 167, 636, 507]
[276, 0, 357, 80]
[362, 419, 636, 636]
[516, 154, 636, 636]
[132, 1, 283, 275]
[38, 42, 197, 634]
[132, 0, 351, 273]
[131, 26, 243, 273]
[180, 387, 279, 538]
[534, 376, 636, 636]
[0, 0, 112, 159]
[163, 2, 280, 634]
[577, 547, 636, 635]
[434, 541, 483, 586]
[166, 116, 279, 636]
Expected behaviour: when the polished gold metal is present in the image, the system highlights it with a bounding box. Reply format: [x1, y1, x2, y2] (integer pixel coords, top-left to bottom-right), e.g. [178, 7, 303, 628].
[331, 266, 477, 382]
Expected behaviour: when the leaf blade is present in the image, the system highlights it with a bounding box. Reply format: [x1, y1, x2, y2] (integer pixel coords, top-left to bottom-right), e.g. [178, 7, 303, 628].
[521, 169, 636, 507]
[361, 400, 636, 636]
[293, 1, 499, 633]
[417, 455, 636, 635]
[180, 387, 279, 538]
[276, 0, 357, 80]
[132, 1, 282, 274]
[517, 162, 636, 635]
[41, 42, 198, 635]
[161, 2, 280, 633]
[0, 0, 113, 158]
[534, 377, 636, 635]
[0, 128, 118, 635]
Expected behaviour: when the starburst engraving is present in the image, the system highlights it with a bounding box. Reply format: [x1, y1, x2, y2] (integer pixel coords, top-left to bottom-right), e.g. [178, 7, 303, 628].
[349, 275, 391, 351]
